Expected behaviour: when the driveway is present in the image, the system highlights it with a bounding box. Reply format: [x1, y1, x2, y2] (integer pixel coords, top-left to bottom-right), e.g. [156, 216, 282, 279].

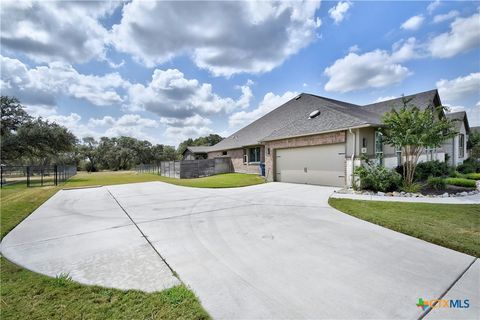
[1, 182, 478, 319]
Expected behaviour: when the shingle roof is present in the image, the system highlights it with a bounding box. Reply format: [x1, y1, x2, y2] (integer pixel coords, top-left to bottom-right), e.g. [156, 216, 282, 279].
[446, 111, 470, 133]
[209, 89, 440, 150]
[471, 126, 480, 134]
[185, 146, 212, 153]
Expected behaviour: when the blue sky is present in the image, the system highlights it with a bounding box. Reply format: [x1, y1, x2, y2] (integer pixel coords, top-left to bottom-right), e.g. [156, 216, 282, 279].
[1, 0, 479, 146]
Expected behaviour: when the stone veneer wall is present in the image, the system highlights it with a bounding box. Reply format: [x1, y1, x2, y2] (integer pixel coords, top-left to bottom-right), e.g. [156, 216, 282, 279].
[264, 131, 346, 182]
[208, 146, 264, 174]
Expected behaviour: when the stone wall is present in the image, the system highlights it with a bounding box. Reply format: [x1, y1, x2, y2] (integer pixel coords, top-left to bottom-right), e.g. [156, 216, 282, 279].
[264, 131, 346, 182]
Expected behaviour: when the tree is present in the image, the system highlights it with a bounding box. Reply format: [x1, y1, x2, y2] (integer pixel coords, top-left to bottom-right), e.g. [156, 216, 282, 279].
[379, 98, 456, 187]
[177, 134, 223, 155]
[1, 96, 32, 135]
[467, 132, 480, 160]
[78, 137, 99, 172]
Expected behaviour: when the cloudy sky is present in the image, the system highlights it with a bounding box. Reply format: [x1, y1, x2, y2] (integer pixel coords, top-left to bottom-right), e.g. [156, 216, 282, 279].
[1, 1, 479, 146]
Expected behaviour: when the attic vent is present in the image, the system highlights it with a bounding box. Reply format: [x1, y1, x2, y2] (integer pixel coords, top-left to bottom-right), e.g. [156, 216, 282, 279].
[309, 110, 321, 119]
[295, 95, 301, 100]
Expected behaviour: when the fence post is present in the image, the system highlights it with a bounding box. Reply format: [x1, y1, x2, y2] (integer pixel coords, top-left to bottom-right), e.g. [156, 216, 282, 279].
[27, 166, 30, 187]
[54, 164, 58, 186]
[0, 166, 3, 188]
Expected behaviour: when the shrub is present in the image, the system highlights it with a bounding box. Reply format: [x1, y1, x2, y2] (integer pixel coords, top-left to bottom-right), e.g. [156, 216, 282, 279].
[396, 160, 450, 182]
[449, 171, 462, 178]
[401, 182, 422, 193]
[444, 178, 477, 188]
[355, 162, 402, 192]
[457, 158, 480, 174]
[427, 177, 446, 190]
[464, 173, 480, 180]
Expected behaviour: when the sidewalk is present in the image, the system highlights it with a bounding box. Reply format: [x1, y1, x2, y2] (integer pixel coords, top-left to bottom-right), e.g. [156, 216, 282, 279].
[330, 192, 480, 204]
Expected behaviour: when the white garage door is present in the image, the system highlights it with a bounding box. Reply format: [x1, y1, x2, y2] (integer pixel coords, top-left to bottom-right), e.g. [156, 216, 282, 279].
[275, 143, 346, 187]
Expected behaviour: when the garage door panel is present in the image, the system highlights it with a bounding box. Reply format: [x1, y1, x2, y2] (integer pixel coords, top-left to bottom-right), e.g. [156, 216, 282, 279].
[276, 144, 345, 187]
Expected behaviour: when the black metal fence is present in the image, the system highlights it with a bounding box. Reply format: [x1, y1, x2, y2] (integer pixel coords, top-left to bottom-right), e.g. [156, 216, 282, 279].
[0, 165, 77, 187]
[135, 157, 233, 179]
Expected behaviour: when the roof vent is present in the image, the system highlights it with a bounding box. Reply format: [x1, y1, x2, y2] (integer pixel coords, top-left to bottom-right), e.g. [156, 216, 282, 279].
[295, 95, 301, 100]
[309, 109, 321, 119]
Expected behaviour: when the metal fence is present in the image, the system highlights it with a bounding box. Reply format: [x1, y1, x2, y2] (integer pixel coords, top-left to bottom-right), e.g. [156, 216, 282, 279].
[135, 157, 233, 179]
[0, 165, 77, 187]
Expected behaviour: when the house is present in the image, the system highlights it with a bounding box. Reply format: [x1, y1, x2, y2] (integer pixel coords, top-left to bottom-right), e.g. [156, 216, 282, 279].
[442, 111, 470, 166]
[207, 89, 469, 187]
[182, 146, 211, 160]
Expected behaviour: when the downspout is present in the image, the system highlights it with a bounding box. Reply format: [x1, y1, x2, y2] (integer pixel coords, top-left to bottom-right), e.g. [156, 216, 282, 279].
[349, 128, 356, 188]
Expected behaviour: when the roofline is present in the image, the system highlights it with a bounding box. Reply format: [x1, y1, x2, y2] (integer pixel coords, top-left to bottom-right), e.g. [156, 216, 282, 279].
[261, 124, 375, 142]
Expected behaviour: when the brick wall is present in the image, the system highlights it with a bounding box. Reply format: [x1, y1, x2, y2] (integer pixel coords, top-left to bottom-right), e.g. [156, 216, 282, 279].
[208, 146, 264, 174]
[264, 131, 346, 181]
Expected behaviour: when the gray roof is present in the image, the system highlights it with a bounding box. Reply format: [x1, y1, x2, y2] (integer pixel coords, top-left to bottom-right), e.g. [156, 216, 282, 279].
[209, 89, 440, 150]
[471, 126, 480, 134]
[446, 111, 470, 133]
[184, 146, 212, 154]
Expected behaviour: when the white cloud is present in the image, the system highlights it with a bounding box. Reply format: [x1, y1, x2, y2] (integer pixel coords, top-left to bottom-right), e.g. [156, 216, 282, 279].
[86, 114, 160, 142]
[323, 39, 420, 92]
[0, 1, 118, 63]
[401, 15, 424, 31]
[164, 126, 214, 144]
[374, 96, 398, 103]
[328, 1, 352, 24]
[429, 12, 480, 58]
[0, 55, 129, 109]
[436, 72, 480, 104]
[433, 10, 459, 23]
[160, 114, 212, 128]
[229, 91, 298, 127]
[348, 45, 360, 53]
[112, 1, 321, 76]
[127, 68, 252, 119]
[427, 0, 441, 14]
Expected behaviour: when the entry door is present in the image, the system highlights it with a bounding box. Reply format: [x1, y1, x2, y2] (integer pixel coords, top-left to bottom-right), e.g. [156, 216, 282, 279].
[275, 144, 345, 187]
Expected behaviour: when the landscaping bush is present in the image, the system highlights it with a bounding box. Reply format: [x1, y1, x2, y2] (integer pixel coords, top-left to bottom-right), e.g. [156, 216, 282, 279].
[395, 160, 450, 181]
[401, 182, 422, 193]
[464, 173, 480, 180]
[444, 178, 477, 188]
[355, 162, 402, 192]
[457, 158, 480, 174]
[427, 177, 446, 190]
[449, 171, 463, 178]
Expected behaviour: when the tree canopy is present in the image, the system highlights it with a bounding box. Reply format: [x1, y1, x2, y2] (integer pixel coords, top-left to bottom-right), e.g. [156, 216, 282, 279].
[380, 98, 456, 186]
[177, 134, 223, 155]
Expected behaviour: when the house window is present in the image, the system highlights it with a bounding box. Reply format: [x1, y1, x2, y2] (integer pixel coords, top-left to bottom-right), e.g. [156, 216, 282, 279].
[222, 151, 227, 156]
[395, 146, 402, 166]
[248, 147, 261, 163]
[459, 134, 465, 158]
[375, 130, 383, 166]
[425, 146, 434, 161]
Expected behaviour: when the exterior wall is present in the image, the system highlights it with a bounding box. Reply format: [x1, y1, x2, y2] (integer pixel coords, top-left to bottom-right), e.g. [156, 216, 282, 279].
[183, 150, 208, 160]
[441, 122, 467, 167]
[208, 146, 264, 174]
[264, 131, 346, 182]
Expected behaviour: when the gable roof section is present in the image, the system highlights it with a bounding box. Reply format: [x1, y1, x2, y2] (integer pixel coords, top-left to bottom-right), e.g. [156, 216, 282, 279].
[184, 146, 212, 154]
[446, 111, 470, 133]
[209, 89, 440, 150]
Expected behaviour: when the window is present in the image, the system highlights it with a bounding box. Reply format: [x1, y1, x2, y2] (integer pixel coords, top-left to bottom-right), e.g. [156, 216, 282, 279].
[222, 151, 227, 156]
[425, 146, 434, 161]
[375, 130, 383, 166]
[395, 146, 402, 166]
[459, 134, 465, 158]
[248, 147, 261, 163]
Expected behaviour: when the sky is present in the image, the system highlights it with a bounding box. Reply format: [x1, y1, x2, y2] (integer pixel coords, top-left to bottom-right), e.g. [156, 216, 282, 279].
[1, 0, 479, 147]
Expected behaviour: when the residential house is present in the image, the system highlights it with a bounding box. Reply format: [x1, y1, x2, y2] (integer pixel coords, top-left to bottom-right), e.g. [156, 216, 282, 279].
[182, 146, 211, 160]
[442, 111, 470, 166]
[207, 89, 468, 187]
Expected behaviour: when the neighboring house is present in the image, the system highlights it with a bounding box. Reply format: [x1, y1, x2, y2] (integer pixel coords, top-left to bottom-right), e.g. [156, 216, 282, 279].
[182, 146, 211, 160]
[207, 89, 468, 187]
[443, 111, 470, 166]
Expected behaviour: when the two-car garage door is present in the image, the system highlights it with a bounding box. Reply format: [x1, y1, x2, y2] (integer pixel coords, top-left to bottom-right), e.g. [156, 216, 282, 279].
[275, 144, 345, 187]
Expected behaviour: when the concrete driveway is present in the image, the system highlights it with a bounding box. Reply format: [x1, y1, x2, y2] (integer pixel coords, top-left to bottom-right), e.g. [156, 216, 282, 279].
[1, 182, 478, 319]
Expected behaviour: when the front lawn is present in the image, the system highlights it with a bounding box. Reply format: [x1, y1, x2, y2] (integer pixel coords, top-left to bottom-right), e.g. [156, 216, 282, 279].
[1, 171, 212, 320]
[156, 173, 265, 188]
[329, 198, 480, 257]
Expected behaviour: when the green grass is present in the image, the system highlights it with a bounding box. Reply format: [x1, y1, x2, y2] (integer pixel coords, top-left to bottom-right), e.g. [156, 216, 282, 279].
[1, 260, 208, 319]
[329, 198, 480, 257]
[444, 177, 477, 188]
[1, 170, 248, 319]
[463, 172, 480, 180]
